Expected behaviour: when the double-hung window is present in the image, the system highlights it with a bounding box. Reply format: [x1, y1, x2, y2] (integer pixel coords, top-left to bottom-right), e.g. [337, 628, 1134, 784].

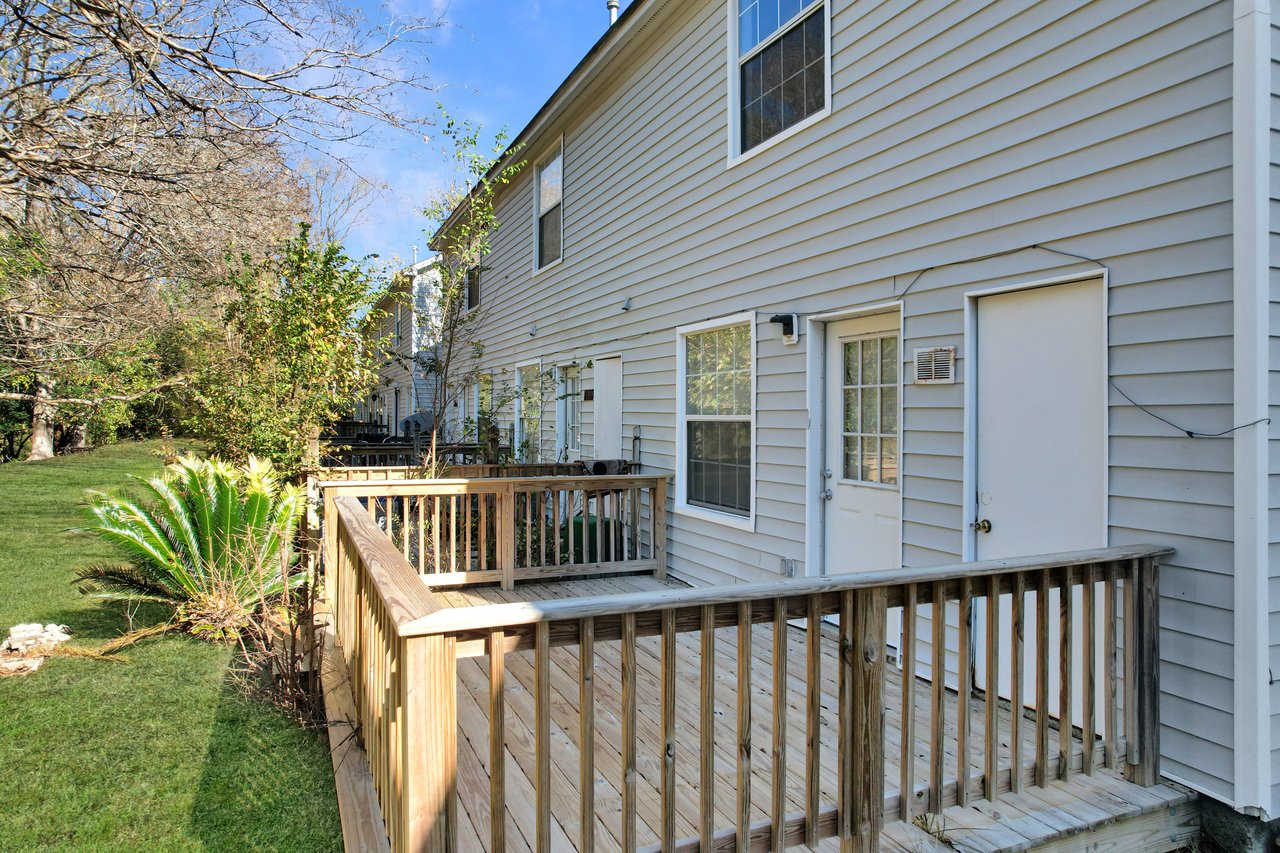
[678, 316, 754, 523]
[735, 0, 828, 155]
[535, 143, 563, 269]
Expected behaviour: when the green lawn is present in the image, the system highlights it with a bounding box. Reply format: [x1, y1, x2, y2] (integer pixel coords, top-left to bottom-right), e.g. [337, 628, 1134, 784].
[0, 441, 342, 852]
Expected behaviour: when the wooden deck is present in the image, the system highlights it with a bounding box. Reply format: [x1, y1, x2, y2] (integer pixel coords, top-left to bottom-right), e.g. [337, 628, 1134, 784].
[432, 575, 1197, 853]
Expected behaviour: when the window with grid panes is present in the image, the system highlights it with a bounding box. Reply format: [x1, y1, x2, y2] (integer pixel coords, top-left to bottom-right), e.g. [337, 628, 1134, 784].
[737, 0, 826, 153]
[684, 323, 752, 515]
[536, 148, 562, 268]
[841, 334, 899, 485]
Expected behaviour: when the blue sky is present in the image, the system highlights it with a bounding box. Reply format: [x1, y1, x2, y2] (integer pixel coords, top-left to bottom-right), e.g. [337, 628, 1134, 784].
[343, 0, 636, 267]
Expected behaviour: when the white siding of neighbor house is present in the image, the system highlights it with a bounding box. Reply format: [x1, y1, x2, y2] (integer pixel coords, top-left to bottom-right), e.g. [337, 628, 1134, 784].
[461, 0, 1237, 803]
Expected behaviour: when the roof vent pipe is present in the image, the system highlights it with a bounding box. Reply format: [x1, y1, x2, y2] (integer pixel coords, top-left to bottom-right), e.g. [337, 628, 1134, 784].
[607, 0, 619, 24]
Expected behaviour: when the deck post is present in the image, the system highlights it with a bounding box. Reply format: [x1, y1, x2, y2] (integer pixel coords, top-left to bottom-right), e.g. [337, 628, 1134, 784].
[497, 483, 516, 590]
[1124, 557, 1161, 787]
[401, 633, 458, 852]
[849, 587, 886, 852]
[653, 478, 668, 580]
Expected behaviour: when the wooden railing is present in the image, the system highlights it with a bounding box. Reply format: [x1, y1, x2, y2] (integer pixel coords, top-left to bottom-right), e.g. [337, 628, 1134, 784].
[313, 462, 598, 483]
[321, 475, 667, 590]
[321, 442, 515, 468]
[325, 526, 1167, 853]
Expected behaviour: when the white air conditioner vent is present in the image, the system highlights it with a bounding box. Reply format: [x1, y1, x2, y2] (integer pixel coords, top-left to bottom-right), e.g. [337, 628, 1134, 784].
[914, 346, 956, 385]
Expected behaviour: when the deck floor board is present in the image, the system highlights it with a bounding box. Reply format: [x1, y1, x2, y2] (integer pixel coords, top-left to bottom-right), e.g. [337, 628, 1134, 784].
[432, 575, 1191, 853]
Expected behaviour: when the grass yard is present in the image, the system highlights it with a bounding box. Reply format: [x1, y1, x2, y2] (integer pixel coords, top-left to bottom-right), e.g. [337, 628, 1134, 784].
[0, 441, 342, 852]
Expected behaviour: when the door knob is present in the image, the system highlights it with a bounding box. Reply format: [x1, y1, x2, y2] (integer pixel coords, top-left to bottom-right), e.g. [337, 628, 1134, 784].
[820, 489, 833, 501]
[971, 518, 992, 534]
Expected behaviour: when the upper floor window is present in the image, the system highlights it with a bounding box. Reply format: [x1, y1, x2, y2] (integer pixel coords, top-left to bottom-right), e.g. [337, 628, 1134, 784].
[535, 143, 563, 269]
[735, 0, 827, 155]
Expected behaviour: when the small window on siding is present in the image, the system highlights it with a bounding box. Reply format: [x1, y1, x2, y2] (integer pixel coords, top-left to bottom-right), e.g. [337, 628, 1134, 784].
[465, 268, 480, 310]
[535, 145, 563, 268]
[516, 364, 542, 462]
[680, 320, 753, 518]
[736, 0, 826, 154]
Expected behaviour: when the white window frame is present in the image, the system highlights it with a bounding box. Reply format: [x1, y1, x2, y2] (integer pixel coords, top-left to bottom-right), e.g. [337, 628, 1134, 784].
[515, 359, 543, 462]
[725, 0, 833, 167]
[555, 362, 582, 459]
[675, 312, 757, 532]
[532, 136, 565, 275]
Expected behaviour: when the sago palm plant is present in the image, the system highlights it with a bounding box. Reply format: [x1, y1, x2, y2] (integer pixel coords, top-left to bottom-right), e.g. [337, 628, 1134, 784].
[76, 454, 306, 639]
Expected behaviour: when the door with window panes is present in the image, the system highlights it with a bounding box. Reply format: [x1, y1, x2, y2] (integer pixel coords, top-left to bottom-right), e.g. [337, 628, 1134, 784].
[823, 315, 901, 574]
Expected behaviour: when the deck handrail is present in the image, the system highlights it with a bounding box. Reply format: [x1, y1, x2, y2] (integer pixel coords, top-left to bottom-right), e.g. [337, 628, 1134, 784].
[400, 544, 1171, 637]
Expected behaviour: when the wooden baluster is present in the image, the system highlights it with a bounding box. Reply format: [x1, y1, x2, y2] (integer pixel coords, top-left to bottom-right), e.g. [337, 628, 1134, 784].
[595, 490, 604, 566]
[450, 495, 458, 574]
[417, 497, 426, 575]
[661, 610, 677, 852]
[1035, 570, 1050, 788]
[630, 486, 640, 561]
[1125, 557, 1160, 787]
[1059, 565, 1075, 782]
[433, 496, 442, 575]
[700, 605, 716, 853]
[489, 630, 505, 852]
[622, 612, 637, 853]
[568, 488, 577, 566]
[524, 491, 532, 570]
[402, 496, 410, 558]
[500, 486, 516, 591]
[737, 600, 752, 853]
[464, 494, 473, 572]
[553, 490, 562, 568]
[985, 574, 1000, 802]
[771, 598, 787, 853]
[479, 493, 488, 573]
[580, 618, 596, 853]
[1104, 563, 1119, 770]
[1082, 564, 1096, 775]
[805, 595, 821, 848]
[1010, 572, 1025, 794]
[957, 577, 972, 806]
[929, 580, 946, 813]
[535, 621, 550, 853]
[900, 583, 917, 822]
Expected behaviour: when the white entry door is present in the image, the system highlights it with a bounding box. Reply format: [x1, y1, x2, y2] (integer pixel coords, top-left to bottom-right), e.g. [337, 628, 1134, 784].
[592, 357, 623, 459]
[823, 314, 901, 573]
[972, 278, 1107, 720]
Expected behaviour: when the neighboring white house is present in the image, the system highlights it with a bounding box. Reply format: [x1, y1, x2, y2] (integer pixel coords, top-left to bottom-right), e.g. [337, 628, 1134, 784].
[431, 0, 1280, 831]
[355, 259, 442, 437]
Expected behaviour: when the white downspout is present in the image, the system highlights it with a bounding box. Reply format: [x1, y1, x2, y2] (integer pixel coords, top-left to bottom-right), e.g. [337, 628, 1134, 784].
[1232, 0, 1272, 819]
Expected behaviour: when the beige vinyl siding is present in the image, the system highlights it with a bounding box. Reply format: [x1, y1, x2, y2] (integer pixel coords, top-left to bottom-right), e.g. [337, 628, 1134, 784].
[466, 0, 1235, 800]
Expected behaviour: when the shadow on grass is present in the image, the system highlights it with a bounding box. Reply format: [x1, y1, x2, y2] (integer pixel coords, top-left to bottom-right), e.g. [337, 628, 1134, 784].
[190, 672, 342, 852]
[41, 599, 174, 644]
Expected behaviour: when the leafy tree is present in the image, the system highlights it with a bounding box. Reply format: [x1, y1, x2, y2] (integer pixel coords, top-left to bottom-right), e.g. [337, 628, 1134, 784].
[417, 112, 525, 444]
[185, 225, 383, 475]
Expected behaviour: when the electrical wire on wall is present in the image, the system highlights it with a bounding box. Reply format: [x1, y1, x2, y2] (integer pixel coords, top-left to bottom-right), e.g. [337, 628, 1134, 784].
[1109, 380, 1270, 439]
[896, 243, 1110, 298]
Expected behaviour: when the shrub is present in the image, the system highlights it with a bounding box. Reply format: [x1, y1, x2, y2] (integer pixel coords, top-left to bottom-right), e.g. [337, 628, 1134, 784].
[76, 455, 305, 639]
